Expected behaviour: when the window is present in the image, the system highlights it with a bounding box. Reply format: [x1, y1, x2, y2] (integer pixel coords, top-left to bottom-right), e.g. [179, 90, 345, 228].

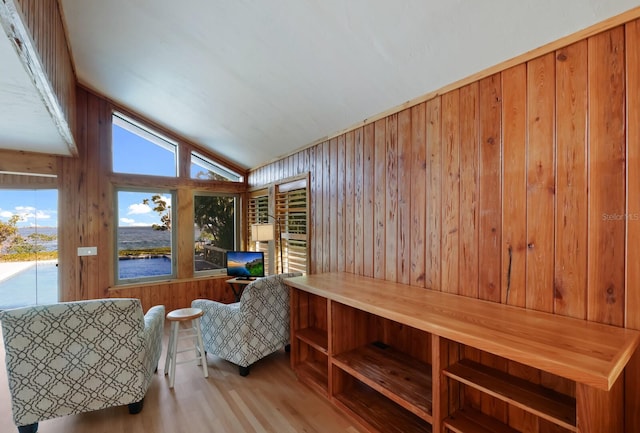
[112, 113, 178, 177]
[276, 179, 308, 275]
[116, 189, 175, 282]
[191, 151, 242, 182]
[194, 193, 238, 274]
[0, 188, 59, 308]
[110, 113, 245, 283]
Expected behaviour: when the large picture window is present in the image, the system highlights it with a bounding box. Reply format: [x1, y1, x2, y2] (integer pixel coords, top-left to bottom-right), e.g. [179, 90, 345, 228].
[116, 189, 175, 282]
[194, 193, 238, 274]
[111, 112, 244, 284]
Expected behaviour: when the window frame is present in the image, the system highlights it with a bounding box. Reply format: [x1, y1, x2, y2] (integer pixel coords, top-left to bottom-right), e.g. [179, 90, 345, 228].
[275, 178, 308, 275]
[109, 109, 247, 286]
[190, 150, 243, 182]
[248, 175, 309, 276]
[193, 191, 241, 277]
[248, 189, 271, 273]
[112, 113, 179, 178]
[114, 187, 177, 284]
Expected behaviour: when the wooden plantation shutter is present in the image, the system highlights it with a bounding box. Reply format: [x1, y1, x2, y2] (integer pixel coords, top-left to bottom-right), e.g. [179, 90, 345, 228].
[248, 189, 270, 271]
[276, 178, 308, 274]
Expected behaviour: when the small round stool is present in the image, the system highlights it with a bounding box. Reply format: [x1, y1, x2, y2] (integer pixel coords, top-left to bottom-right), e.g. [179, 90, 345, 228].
[164, 307, 208, 388]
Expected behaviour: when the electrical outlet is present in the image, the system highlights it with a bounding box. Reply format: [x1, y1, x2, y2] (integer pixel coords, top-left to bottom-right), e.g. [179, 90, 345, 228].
[77, 246, 97, 256]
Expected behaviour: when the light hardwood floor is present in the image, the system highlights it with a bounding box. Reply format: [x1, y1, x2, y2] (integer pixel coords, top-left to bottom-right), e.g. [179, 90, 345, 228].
[0, 325, 363, 433]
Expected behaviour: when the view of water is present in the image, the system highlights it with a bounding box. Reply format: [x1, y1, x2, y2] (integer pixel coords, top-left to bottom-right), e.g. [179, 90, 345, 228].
[16, 226, 175, 252]
[119, 256, 172, 279]
[17, 227, 58, 252]
[118, 226, 172, 250]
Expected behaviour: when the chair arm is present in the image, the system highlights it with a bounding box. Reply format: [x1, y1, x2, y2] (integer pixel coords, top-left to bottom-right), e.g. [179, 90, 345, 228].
[144, 305, 166, 335]
[141, 305, 165, 378]
[192, 299, 240, 320]
[191, 299, 244, 348]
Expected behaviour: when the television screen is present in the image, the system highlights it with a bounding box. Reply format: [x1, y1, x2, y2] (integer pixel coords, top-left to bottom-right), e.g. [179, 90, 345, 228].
[225, 251, 265, 279]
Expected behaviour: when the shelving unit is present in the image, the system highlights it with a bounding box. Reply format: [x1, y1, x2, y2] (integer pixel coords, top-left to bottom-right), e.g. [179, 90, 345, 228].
[290, 284, 434, 432]
[286, 272, 640, 433]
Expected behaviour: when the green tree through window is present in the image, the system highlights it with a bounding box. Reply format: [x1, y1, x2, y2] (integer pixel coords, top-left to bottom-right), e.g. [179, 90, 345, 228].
[194, 194, 237, 273]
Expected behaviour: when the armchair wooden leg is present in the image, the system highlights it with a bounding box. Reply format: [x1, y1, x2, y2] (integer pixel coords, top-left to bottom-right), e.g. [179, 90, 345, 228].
[18, 423, 38, 433]
[239, 365, 250, 377]
[128, 399, 144, 414]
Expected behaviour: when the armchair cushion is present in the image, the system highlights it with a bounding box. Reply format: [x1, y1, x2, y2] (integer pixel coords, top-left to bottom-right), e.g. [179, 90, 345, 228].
[0, 298, 164, 429]
[192, 272, 301, 372]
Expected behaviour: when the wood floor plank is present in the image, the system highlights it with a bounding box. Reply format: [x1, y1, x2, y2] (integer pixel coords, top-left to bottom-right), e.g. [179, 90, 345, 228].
[0, 325, 363, 433]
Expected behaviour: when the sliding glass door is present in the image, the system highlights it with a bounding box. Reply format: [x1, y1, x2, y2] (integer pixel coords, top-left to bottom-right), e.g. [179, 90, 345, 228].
[0, 189, 58, 309]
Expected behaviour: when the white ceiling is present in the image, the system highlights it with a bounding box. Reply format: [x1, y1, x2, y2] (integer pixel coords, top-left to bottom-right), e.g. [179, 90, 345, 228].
[5, 1, 640, 169]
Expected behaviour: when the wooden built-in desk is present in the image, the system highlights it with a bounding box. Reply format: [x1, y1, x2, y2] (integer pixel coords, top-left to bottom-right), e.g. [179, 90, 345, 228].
[226, 277, 255, 301]
[286, 272, 640, 433]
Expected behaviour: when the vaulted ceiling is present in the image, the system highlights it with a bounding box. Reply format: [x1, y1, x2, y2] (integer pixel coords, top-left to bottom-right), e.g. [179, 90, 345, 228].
[3, 1, 640, 169]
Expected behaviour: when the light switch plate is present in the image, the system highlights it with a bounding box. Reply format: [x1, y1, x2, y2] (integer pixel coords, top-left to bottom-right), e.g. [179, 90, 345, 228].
[77, 246, 98, 256]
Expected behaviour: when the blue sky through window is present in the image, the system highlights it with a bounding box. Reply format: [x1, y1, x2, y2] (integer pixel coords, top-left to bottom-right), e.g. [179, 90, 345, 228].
[112, 122, 177, 177]
[0, 189, 58, 228]
[117, 190, 172, 227]
[0, 188, 168, 228]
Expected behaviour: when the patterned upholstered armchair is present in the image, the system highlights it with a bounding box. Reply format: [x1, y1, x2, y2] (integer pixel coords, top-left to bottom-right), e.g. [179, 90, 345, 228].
[0, 298, 165, 433]
[192, 272, 302, 376]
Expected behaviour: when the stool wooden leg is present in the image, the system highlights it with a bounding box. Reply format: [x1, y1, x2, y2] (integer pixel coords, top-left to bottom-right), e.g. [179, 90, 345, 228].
[164, 323, 175, 376]
[192, 320, 201, 366]
[168, 322, 179, 388]
[194, 317, 208, 378]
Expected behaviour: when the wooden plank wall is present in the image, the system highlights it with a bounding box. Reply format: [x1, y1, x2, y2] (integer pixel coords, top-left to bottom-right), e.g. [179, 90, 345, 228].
[55, 87, 244, 312]
[626, 17, 640, 431]
[0, 149, 57, 176]
[0, 173, 56, 188]
[248, 20, 640, 432]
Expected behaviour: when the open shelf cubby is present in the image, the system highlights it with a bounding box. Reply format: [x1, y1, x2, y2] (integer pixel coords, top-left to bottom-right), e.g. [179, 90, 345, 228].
[295, 327, 328, 354]
[443, 359, 577, 432]
[294, 347, 328, 396]
[332, 370, 433, 433]
[444, 407, 520, 433]
[332, 342, 432, 421]
[329, 301, 433, 431]
[290, 289, 329, 395]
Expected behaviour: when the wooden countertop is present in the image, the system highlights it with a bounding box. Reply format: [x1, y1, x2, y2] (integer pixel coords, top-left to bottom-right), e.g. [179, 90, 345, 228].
[285, 272, 640, 391]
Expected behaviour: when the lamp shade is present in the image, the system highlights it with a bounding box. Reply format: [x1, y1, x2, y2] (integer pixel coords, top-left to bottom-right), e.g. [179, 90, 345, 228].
[251, 223, 274, 241]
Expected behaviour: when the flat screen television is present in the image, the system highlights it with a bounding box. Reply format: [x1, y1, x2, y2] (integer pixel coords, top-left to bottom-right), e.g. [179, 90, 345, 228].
[225, 251, 265, 279]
